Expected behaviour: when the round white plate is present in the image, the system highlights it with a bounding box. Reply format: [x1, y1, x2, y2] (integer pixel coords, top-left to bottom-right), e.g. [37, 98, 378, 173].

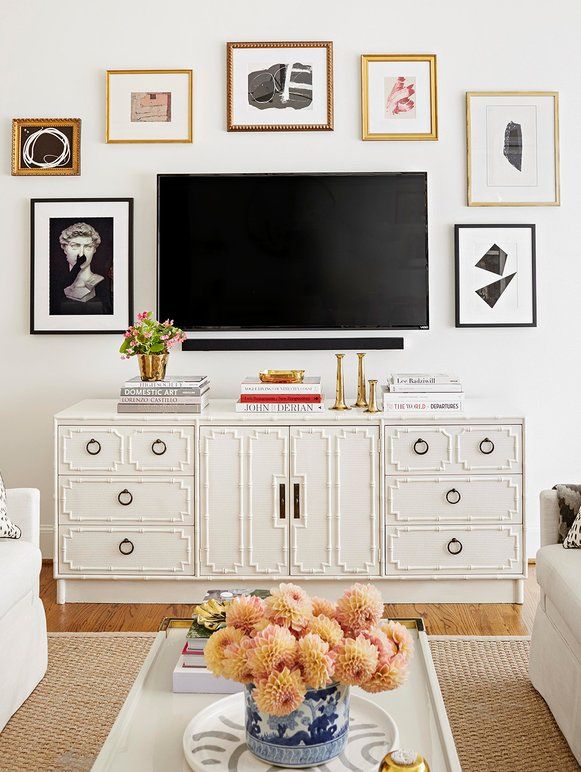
[183, 691, 398, 771]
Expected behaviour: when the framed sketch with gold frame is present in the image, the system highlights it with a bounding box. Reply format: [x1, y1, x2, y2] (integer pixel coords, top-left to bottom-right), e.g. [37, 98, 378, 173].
[106, 69, 193, 143]
[361, 54, 437, 141]
[227, 41, 333, 131]
[467, 92, 560, 206]
[12, 118, 81, 176]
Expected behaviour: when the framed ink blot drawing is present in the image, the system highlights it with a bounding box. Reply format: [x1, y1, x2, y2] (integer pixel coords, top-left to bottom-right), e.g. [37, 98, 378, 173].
[361, 54, 438, 140]
[12, 118, 81, 176]
[455, 224, 536, 328]
[467, 92, 560, 206]
[106, 70, 193, 143]
[227, 42, 333, 131]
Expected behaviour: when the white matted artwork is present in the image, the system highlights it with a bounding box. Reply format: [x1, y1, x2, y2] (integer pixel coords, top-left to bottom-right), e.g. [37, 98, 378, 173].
[227, 42, 333, 131]
[455, 224, 536, 328]
[106, 70, 192, 143]
[467, 92, 559, 206]
[361, 55, 437, 140]
[31, 198, 133, 334]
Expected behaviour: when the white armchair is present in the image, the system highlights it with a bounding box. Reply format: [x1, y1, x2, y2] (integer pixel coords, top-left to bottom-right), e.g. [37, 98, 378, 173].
[0, 488, 48, 732]
[529, 490, 581, 764]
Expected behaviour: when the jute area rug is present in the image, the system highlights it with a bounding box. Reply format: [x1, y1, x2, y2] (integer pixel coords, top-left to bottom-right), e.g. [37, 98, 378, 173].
[0, 634, 578, 771]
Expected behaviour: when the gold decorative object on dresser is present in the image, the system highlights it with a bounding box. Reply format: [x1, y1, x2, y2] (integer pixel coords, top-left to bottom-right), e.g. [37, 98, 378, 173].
[258, 370, 305, 383]
[330, 353, 351, 410]
[365, 379, 381, 413]
[353, 352, 368, 408]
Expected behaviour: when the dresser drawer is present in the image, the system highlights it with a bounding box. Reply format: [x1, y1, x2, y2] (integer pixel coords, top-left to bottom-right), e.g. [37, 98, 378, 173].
[58, 426, 194, 475]
[384, 425, 522, 475]
[385, 475, 522, 524]
[58, 476, 194, 525]
[385, 525, 523, 575]
[59, 526, 194, 574]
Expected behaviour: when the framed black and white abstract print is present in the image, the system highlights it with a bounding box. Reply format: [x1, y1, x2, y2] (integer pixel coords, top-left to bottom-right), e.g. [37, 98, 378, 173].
[12, 119, 81, 176]
[455, 224, 536, 328]
[227, 42, 333, 131]
[31, 198, 133, 334]
[467, 92, 559, 206]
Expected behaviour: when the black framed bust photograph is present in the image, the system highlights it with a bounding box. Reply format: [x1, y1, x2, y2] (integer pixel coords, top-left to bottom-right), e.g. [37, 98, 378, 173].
[30, 198, 133, 334]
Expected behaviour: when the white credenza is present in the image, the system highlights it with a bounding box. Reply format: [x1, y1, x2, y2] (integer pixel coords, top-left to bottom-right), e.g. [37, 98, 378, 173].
[54, 399, 525, 604]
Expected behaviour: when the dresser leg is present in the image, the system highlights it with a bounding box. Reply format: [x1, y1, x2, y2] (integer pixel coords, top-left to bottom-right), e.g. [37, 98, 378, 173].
[514, 579, 524, 605]
[56, 579, 66, 605]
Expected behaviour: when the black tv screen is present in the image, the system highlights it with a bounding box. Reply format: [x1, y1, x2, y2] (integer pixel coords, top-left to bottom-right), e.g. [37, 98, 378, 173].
[157, 173, 428, 330]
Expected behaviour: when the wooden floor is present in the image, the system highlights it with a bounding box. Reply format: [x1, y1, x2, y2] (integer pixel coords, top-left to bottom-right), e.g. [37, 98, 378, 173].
[41, 563, 539, 636]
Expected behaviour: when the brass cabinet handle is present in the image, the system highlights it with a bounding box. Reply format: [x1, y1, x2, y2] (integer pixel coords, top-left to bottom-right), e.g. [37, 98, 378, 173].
[151, 438, 167, 456]
[293, 483, 300, 519]
[86, 438, 101, 455]
[117, 489, 133, 506]
[413, 438, 429, 455]
[445, 488, 461, 505]
[479, 437, 495, 455]
[279, 483, 286, 519]
[118, 538, 134, 555]
[447, 538, 463, 555]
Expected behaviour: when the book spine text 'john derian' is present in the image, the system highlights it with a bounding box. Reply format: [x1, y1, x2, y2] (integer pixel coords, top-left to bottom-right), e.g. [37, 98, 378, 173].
[235, 401, 325, 413]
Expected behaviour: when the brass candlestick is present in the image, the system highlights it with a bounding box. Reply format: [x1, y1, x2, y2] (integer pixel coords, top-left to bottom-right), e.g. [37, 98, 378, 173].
[330, 353, 351, 410]
[353, 352, 368, 408]
[365, 379, 381, 413]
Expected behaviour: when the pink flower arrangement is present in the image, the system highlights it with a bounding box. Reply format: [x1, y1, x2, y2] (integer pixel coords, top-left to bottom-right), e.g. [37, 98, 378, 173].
[204, 583, 413, 715]
[119, 311, 186, 359]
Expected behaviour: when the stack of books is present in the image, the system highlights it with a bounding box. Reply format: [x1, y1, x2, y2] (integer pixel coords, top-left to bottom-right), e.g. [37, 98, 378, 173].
[383, 373, 464, 413]
[236, 377, 324, 413]
[117, 375, 210, 413]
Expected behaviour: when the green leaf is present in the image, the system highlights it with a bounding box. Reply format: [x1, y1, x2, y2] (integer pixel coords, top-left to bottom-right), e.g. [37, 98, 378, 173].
[119, 338, 130, 353]
[149, 343, 165, 353]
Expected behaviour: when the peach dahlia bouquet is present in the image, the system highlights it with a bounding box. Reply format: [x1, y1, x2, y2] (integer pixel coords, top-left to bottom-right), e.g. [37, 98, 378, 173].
[204, 582, 413, 716]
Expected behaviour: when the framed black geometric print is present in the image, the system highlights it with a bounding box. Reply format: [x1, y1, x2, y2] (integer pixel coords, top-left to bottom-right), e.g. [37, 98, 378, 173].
[455, 224, 536, 328]
[31, 198, 133, 334]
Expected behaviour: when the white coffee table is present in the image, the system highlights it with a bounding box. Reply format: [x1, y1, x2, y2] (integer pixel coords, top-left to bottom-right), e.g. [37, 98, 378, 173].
[92, 619, 461, 771]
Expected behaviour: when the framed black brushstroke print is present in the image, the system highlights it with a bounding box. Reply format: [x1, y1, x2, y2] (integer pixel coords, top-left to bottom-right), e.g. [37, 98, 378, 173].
[455, 224, 536, 327]
[12, 119, 81, 176]
[467, 92, 559, 206]
[227, 42, 333, 131]
[31, 198, 133, 334]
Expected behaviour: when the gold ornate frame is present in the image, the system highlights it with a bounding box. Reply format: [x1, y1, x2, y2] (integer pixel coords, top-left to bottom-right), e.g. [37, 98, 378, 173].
[227, 41, 334, 131]
[466, 91, 560, 206]
[12, 118, 81, 175]
[106, 69, 193, 143]
[361, 54, 438, 141]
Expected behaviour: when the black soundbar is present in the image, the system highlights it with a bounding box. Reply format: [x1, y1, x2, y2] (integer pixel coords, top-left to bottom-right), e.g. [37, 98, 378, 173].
[182, 337, 405, 351]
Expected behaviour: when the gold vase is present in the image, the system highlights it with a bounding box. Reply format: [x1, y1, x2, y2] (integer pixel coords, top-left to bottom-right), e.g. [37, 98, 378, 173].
[352, 352, 368, 408]
[365, 379, 381, 413]
[330, 353, 351, 410]
[137, 352, 168, 381]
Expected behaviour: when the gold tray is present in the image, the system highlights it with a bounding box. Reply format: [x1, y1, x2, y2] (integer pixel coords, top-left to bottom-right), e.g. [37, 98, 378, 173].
[259, 369, 305, 384]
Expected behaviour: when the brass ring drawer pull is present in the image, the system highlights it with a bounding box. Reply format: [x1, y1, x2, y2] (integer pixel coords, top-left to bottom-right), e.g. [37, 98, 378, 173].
[117, 489, 133, 506]
[447, 538, 463, 555]
[118, 538, 134, 555]
[152, 439, 167, 456]
[86, 438, 101, 455]
[479, 438, 495, 455]
[445, 488, 461, 505]
[413, 438, 429, 455]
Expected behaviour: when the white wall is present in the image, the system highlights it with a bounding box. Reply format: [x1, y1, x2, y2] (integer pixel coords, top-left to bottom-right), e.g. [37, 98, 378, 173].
[1, 0, 580, 558]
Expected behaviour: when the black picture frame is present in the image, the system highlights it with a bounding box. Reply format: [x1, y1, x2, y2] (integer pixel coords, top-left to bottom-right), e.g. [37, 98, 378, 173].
[454, 224, 536, 328]
[30, 198, 133, 334]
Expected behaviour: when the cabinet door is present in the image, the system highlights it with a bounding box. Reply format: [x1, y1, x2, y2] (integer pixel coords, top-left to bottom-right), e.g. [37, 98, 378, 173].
[290, 427, 380, 576]
[199, 427, 289, 576]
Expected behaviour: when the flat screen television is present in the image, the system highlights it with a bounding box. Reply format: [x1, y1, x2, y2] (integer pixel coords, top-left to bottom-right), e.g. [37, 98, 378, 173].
[157, 172, 428, 331]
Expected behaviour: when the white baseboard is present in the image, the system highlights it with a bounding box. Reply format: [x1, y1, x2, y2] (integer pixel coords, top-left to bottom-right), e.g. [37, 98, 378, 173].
[40, 525, 53, 559]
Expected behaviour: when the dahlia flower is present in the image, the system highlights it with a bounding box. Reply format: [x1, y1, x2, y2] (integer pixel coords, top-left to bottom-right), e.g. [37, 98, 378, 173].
[247, 623, 297, 680]
[380, 620, 414, 664]
[361, 625, 397, 667]
[226, 594, 265, 635]
[361, 653, 408, 693]
[204, 626, 245, 677]
[222, 637, 255, 684]
[265, 583, 313, 633]
[311, 596, 337, 618]
[309, 614, 344, 648]
[335, 583, 384, 637]
[297, 633, 334, 689]
[253, 668, 306, 716]
[334, 634, 379, 685]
